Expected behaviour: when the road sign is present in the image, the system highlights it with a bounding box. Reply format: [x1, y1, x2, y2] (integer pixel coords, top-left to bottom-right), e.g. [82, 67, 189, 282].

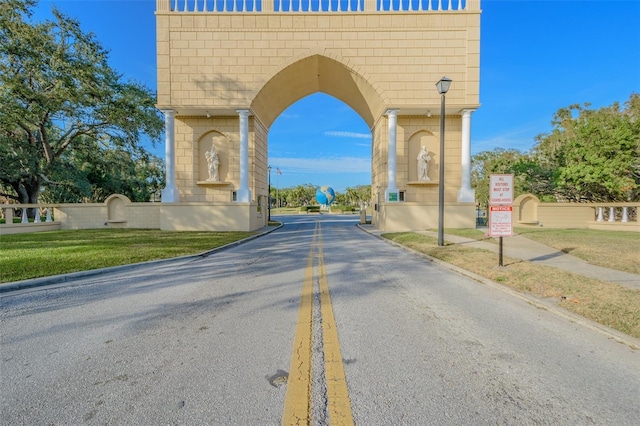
[489, 205, 513, 237]
[490, 174, 514, 205]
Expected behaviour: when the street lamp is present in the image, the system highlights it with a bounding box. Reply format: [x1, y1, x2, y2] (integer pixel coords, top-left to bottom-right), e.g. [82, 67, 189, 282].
[267, 165, 272, 222]
[436, 76, 452, 246]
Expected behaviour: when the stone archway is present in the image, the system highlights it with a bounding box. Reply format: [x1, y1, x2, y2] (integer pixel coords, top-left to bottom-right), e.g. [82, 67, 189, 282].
[155, 0, 482, 231]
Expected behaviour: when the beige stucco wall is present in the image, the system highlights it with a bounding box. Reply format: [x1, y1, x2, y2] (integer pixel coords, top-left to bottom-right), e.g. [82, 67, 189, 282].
[54, 196, 162, 230]
[512, 194, 640, 231]
[155, 7, 481, 123]
[160, 202, 263, 231]
[378, 203, 476, 232]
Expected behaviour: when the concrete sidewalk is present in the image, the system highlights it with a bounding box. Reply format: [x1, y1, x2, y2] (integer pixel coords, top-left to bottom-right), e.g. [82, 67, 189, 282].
[362, 226, 640, 291]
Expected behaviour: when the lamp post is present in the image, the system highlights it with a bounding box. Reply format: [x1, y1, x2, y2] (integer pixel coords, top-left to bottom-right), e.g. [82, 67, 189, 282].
[267, 165, 272, 222]
[436, 76, 452, 246]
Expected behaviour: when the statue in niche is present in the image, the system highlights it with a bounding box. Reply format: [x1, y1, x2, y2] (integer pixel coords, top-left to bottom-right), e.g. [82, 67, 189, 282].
[417, 145, 432, 181]
[205, 144, 220, 181]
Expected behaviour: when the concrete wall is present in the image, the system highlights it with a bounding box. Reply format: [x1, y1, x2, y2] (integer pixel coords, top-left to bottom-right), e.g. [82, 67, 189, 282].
[378, 203, 475, 232]
[513, 194, 640, 232]
[159, 202, 261, 231]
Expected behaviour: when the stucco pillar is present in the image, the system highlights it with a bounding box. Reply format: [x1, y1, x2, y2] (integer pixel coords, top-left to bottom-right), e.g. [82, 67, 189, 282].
[385, 109, 400, 202]
[236, 109, 251, 203]
[161, 109, 179, 203]
[457, 109, 475, 202]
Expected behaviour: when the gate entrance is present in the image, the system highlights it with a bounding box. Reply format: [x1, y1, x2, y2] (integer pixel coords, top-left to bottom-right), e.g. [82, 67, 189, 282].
[155, 0, 481, 231]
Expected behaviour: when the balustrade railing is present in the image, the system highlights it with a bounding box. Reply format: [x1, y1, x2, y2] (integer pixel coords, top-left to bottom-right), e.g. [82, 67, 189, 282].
[594, 204, 638, 224]
[1, 204, 56, 224]
[160, 0, 477, 13]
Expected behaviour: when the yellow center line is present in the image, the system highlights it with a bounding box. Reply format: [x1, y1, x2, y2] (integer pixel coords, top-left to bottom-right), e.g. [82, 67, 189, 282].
[282, 222, 317, 425]
[282, 221, 354, 426]
[317, 225, 355, 426]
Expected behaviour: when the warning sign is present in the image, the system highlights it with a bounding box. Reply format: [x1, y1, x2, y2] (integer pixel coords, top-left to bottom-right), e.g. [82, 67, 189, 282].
[490, 174, 514, 205]
[489, 205, 513, 237]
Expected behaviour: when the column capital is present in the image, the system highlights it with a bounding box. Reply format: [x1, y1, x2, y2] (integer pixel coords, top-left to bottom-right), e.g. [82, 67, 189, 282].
[236, 109, 251, 117]
[460, 108, 476, 116]
[160, 109, 175, 116]
[385, 109, 399, 116]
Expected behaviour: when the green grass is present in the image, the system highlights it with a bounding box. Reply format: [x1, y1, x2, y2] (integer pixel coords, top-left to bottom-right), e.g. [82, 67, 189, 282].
[383, 232, 640, 340]
[0, 229, 252, 283]
[513, 227, 640, 274]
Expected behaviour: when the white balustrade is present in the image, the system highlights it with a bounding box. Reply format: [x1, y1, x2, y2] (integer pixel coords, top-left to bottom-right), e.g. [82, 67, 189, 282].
[1, 205, 56, 225]
[594, 205, 637, 225]
[165, 0, 471, 12]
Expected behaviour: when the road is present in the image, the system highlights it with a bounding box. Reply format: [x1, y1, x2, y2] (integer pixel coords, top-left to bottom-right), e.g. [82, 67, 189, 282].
[1, 215, 639, 425]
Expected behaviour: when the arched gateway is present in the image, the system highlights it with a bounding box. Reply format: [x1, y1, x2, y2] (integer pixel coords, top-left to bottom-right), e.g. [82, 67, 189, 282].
[155, 0, 481, 231]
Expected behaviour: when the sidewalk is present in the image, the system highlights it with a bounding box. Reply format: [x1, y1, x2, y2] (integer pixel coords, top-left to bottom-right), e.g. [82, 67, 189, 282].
[362, 225, 640, 291]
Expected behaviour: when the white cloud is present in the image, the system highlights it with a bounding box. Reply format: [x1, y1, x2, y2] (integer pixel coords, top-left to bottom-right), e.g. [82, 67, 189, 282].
[269, 156, 371, 174]
[323, 131, 371, 139]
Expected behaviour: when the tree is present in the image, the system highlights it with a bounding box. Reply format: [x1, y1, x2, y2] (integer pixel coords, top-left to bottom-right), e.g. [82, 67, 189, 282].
[0, 0, 163, 204]
[533, 94, 640, 202]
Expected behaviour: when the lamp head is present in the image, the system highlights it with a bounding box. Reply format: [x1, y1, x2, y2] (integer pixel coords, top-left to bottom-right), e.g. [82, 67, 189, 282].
[436, 77, 452, 95]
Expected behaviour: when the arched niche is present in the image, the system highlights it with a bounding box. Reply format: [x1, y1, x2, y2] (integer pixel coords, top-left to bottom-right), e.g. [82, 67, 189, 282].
[408, 130, 437, 182]
[105, 194, 131, 223]
[514, 193, 540, 224]
[197, 131, 229, 183]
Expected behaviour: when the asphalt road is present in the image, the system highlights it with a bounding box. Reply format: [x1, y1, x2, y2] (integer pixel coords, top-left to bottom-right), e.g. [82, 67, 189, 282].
[1, 215, 639, 425]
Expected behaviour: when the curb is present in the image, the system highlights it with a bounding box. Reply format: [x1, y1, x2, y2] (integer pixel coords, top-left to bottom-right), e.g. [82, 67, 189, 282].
[356, 224, 640, 350]
[0, 224, 283, 296]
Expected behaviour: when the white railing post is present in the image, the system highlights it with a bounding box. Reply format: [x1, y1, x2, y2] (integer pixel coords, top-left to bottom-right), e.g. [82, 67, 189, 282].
[622, 206, 629, 223]
[608, 207, 616, 222]
[597, 207, 604, 222]
[21, 208, 28, 223]
[34, 208, 41, 223]
[46, 207, 53, 222]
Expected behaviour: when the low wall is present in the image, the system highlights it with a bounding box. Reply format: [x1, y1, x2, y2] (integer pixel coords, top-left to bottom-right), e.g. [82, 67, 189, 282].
[2, 195, 266, 234]
[55, 201, 161, 230]
[378, 202, 476, 232]
[0, 222, 61, 235]
[513, 194, 639, 231]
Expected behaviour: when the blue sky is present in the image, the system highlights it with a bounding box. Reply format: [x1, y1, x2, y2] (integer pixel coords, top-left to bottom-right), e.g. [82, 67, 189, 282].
[34, 0, 640, 192]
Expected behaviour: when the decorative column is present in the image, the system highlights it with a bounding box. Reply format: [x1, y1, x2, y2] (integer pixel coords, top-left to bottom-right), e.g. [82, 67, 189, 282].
[457, 109, 475, 202]
[236, 109, 251, 203]
[385, 109, 400, 202]
[161, 109, 179, 203]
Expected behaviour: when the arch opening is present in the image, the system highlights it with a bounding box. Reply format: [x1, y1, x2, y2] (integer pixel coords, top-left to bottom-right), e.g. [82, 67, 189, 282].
[251, 54, 386, 130]
[268, 93, 372, 195]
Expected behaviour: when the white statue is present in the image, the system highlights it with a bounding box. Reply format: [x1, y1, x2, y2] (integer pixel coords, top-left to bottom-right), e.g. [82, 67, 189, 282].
[417, 145, 431, 181]
[205, 144, 220, 181]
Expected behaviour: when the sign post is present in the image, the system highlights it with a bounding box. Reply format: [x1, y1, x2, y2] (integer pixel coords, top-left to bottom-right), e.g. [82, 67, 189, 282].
[489, 174, 514, 267]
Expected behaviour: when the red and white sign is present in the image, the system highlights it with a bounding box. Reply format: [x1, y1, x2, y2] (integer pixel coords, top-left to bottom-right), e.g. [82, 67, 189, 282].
[490, 174, 514, 205]
[489, 205, 513, 237]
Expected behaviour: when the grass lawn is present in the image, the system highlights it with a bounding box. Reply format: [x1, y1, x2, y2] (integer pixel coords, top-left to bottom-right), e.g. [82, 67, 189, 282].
[383, 232, 640, 340]
[513, 227, 640, 275]
[0, 229, 252, 284]
[442, 227, 640, 275]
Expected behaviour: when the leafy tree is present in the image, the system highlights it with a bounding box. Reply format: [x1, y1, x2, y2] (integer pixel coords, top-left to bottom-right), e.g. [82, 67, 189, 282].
[0, 0, 163, 204]
[473, 94, 639, 205]
[533, 94, 640, 202]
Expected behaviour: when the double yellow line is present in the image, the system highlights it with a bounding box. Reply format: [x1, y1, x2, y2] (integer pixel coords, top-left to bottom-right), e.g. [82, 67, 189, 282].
[282, 221, 354, 426]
